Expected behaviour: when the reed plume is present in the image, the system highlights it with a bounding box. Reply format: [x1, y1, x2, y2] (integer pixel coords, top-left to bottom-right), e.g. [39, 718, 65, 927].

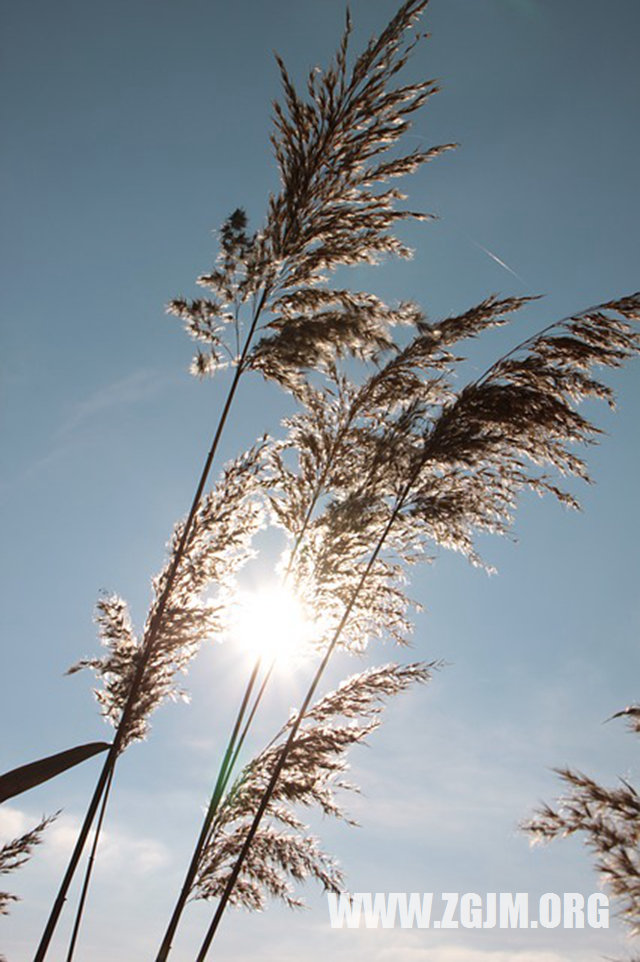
[275, 294, 640, 653]
[51, 439, 268, 960]
[524, 704, 640, 955]
[192, 663, 435, 911]
[149, 1, 458, 953]
[73, 0, 450, 757]
[1, 815, 56, 918]
[69, 440, 268, 748]
[194, 292, 639, 955]
[171, 1, 453, 393]
[152, 2, 640, 949]
[37, 1, 451, 954]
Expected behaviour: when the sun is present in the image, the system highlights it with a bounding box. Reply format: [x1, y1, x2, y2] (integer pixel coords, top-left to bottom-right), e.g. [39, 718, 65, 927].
[231, 584, 316, 665]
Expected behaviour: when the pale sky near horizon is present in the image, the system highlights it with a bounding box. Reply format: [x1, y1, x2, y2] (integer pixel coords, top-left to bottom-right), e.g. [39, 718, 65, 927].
[1, 1, 639, 960]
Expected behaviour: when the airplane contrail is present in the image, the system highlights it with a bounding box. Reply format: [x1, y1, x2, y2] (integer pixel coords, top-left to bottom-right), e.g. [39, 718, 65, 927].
[393, 153, 529, 287]
[439, 213, 528, 286]
[467, 236, 526, 285]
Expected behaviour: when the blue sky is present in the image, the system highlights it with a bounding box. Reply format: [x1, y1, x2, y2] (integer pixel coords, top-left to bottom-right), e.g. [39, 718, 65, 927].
[1, 1, 639, 959]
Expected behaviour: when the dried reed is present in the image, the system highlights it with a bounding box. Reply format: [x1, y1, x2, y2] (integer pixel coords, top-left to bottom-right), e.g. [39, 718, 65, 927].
[194, 289, 639, 955]
[524, 705, 640, 956]
[37, 0, 452, 954]
[26, 0, 639, 956]
[1, 815, 56, 920]
[153, 1, 452, 952]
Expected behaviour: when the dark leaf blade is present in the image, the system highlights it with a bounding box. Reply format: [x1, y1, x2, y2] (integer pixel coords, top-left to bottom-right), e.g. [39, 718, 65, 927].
[0, 742, 111, 803]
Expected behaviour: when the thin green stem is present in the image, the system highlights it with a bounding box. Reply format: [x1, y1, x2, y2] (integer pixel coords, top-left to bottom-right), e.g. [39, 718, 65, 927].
[154, 659, 262, 962]
[226, 661, 275, 781]
[199, 660, 276, 857]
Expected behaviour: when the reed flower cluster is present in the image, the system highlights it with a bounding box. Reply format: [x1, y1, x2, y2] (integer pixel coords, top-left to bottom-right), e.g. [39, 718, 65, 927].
[68, 441, 267, 748]
[525, 706, 640, 954]
[194, 663, 436, 911]
[0, 815, 56, 918]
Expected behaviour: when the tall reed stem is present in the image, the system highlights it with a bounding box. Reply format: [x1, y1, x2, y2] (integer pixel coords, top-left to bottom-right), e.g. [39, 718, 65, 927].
[154, 660, 261, 961]
[33, 289, 268, 962]
[65, 767, 114, 962]
[196, 317, 567, 953]
[154, 420, 348, 957]
[194, 465, 423, 959]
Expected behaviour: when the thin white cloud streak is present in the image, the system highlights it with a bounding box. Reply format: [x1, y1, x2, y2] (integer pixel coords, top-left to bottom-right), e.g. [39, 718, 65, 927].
[3, 367, 174, 494]
[54, 368, 170, 439]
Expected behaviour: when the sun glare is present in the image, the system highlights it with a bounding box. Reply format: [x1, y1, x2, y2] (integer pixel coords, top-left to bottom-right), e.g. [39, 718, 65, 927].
[231, 584, 316, 665]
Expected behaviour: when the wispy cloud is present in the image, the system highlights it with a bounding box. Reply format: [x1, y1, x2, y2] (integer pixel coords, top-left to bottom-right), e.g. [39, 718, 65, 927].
[366, 941, 572, 962]
[346, 711, 544, 840]
[54, 369, 170, 439]
[0, 805, 169, 877]
[0, 805, 32, 839]
[1, 368, 174, 496]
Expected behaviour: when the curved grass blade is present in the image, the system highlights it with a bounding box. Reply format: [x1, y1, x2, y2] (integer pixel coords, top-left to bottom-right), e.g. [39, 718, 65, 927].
[0, 743, 110, 804]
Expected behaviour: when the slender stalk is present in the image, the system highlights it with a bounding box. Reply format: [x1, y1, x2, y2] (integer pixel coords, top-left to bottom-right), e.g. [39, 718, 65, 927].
[160, 353, 410, 957]
[154, 412, 344, 958]
[33, 288, 268, 962]
[33, 747, 114, 962]
[154, 660, 262, 962]
[201, 658, 278, 851]
[195, 296, 599, 953]
[227, 662, 275, 775]
[194, 468, 422, 960]
[65, 766, 115, 962]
